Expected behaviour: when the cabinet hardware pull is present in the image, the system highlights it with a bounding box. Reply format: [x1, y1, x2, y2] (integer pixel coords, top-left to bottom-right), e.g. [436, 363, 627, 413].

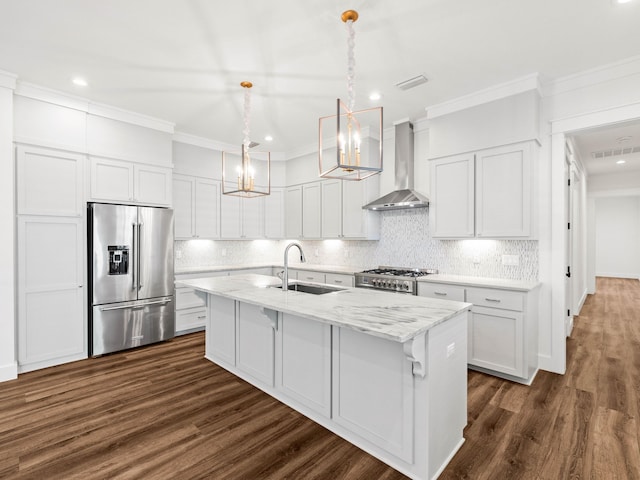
[485, 298, 501, 302]
[197, 315, 206, 319]
[334, 280, 342, 284]
[434, 292, 447, 296]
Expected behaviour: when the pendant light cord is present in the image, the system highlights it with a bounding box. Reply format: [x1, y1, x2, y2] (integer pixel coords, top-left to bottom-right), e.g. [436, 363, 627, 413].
[243, 86, 251, 149]
[346, 19, 356, 113]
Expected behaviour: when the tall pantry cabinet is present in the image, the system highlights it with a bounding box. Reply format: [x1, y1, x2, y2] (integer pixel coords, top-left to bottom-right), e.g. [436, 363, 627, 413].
[16, 145, 86, 372]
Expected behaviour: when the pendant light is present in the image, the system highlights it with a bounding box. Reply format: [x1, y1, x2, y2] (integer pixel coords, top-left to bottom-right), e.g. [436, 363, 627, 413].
[222, 81, 271, 197]
[319, 9, 383, 181]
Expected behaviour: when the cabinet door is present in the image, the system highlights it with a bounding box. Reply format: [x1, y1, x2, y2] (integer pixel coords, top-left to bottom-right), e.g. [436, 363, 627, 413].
[90, 157, 134, 202]
[264, 188, 284, 239]
[17, 216, 85, 370]
[176, 307, 207, 334]
[332, 326, 414, 463]
[342, 179, 380, 239]
[325, 273, 354, 287]
[302, 182, 322, 239]
[236, 302, 275, 386]
[475, 143, 531, 237]
[277, 313, 331, 416]
[241, 196, 264, 239]
[297, 271, 325, 283]
[173, 175, 195, 239]
[134, 164, 172, 206]
[16, 146, 84, 216]
[430, 153, 475, 238]
[469, 305, 524, 378]
[207, 295, 236, 366]
[195, 179, 220, 238]
[219, 193, 241, 239]
[285, 186, 302, 238]
[321, 180, 342, 238]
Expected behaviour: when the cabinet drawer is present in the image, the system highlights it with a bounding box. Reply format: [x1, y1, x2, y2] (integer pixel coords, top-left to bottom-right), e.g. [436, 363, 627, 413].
[297, 271, 325, 283]
[417, 283, 465, 302]
[466, 287, 523, 312]
[176, 286, 206, 310]
[325, 273, 354, 287]
[176, 307, 207, 333]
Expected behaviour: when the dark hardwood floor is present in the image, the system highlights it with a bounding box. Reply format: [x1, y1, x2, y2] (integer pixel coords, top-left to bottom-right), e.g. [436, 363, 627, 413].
[1, 277, 639, 479]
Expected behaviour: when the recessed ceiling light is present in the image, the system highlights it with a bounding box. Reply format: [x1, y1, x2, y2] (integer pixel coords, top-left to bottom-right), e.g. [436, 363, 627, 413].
[617, 159, 626, 164]
[264, 135, 273, 142]
[616, 0, 633, 4]
[72, 77, 88, 87]
[369, 92, 381, 101]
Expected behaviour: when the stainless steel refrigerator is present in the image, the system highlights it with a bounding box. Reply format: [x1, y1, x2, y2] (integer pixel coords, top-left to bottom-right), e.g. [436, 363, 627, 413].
[88, 203, 175, 356]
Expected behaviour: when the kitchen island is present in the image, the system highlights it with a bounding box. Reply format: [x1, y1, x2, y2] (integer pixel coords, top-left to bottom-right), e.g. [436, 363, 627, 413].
[178, 274, 472, 480]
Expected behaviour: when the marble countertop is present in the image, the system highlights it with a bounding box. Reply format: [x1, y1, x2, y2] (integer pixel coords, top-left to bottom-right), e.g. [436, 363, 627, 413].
[177, 274, 472, 343]
[175, 263, 370, 276]
[418, 274, 540, 292]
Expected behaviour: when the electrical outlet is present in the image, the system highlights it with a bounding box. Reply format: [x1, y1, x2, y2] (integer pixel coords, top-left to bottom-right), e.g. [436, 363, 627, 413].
[502, 255, 519, 266]
[221, 248, 227, 257]
[446, 342, 456, 358]
[343, 249, 350, 258]
[315, 248, 320, 257]
[175, 250, 182, 259]
[473, 255, 481, 264]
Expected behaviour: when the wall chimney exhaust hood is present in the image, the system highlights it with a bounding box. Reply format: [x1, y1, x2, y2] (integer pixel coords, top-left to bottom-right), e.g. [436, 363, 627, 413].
[363, 121, 429, 211]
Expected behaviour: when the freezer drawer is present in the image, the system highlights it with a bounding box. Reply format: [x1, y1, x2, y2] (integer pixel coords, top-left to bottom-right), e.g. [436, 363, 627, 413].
[91, 296, 175, 356]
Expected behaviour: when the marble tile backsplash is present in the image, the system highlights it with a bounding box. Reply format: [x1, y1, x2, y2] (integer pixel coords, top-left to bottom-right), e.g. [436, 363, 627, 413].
[175, 209, 538, 280]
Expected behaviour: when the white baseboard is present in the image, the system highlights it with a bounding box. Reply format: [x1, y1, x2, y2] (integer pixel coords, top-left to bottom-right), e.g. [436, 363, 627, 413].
[0, 361, 18, 383]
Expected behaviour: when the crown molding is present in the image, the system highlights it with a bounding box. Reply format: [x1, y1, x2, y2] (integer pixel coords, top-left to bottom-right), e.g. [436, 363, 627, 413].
[0, 70, 17, 90]
[173, 131, 286, 161]
[15, 81, 175, 133]
[88, 102, 174, 133]
[543, 54, 640, 98]
[425, 73, 541, 119]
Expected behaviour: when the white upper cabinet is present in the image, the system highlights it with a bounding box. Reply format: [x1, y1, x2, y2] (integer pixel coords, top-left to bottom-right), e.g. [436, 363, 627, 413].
[430, 141, 535, 239]
[302, 182, 322, 239]
[173, 175, 220, 239]
[220, 193, 264, 239]
[16, 145, 84, 217]
[430, 153, 475, 238]
[475, 143, 532, 238]
[321, 180, 342, 238]
[341, 177, 380, 240]
[285, 186, 303, 238]
[89, 157, 172, 206]
[264, 188, 285, 239]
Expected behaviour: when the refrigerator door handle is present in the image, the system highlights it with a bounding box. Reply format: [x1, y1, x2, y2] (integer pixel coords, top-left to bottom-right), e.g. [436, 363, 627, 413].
[132, 222, 137, 290]
[99, 298, 173, 311]
[138, 222, 144, 289]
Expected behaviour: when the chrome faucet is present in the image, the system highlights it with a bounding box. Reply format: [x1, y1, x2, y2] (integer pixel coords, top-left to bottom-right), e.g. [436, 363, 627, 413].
[283, 242, 306, 289]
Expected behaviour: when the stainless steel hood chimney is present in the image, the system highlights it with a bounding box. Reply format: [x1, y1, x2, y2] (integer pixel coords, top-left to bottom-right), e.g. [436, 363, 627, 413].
[363, 121, 429, 211]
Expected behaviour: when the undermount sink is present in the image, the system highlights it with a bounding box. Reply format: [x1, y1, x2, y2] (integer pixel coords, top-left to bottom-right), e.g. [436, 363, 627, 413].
[273, 282, 347, 295]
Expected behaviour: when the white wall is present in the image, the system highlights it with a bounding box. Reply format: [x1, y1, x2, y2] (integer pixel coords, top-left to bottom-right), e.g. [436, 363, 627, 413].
[0, 73, 16, 381]
[594, 196, 640, 278]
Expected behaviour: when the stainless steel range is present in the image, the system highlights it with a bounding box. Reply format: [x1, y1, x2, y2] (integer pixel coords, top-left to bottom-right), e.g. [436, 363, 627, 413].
[355, 266, 437, 295]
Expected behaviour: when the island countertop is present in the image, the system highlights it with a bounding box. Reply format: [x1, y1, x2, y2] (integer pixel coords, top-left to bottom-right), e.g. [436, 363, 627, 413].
[177, 274, 472, 343]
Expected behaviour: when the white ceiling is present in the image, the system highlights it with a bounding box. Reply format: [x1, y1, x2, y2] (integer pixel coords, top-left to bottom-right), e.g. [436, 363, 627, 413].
[571, 120, 640, 176]
[1, 0, 640, 155]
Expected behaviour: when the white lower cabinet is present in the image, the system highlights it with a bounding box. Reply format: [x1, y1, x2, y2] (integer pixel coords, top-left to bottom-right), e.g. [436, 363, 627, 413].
[207, 295, 236, 366]
[175, 271, 228, 335]
[236, 302, 276, 386]
[277, 313, 331, 417]
[17, 216, 85, 372]
[418, 281, 538, 384]
[332, 326, 414, 463]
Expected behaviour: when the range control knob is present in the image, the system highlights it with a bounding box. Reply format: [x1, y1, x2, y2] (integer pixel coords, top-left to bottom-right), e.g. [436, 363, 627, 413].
[403, 281, 411, 291]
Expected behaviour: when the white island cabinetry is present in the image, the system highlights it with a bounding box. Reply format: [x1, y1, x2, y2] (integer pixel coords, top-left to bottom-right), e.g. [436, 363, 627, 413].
[182, 274, 470, 480]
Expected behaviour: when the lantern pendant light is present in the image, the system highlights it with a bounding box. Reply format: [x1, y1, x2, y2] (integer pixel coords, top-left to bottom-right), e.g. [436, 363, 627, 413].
[222, 81, 271, 197]
[319, 9, 383, 181]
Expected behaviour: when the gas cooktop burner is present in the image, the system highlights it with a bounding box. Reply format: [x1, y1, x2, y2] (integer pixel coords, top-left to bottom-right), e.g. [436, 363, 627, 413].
[355, 267, 438, 294]
[361, 267, 436, 278]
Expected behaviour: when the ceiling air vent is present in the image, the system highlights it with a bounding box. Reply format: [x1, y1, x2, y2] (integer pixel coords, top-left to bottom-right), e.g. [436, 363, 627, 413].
[395, 74, 429, 91]
[592, 146, 640, 158]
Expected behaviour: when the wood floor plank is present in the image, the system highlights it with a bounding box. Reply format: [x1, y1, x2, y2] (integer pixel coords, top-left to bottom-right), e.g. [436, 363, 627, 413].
[2, 277, 639, 479]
